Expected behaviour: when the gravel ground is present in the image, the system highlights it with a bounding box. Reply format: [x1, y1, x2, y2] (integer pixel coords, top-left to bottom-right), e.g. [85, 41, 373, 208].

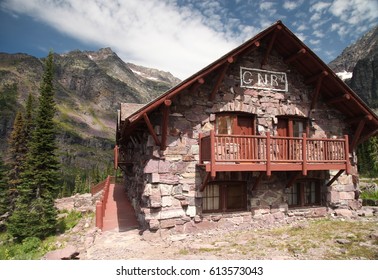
[75, 213, 378, 260]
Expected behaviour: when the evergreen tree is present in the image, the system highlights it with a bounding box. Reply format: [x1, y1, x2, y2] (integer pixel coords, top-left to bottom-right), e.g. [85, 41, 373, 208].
[0, 154, 9, 217]
[24, 93, 35, 143]
[6, 111, 27, 189]
[357, 136, 378, 177]
[8, 52, 60, 241]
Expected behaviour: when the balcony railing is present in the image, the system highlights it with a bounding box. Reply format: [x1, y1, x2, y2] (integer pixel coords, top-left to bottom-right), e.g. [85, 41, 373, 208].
[199, 130, 350, 177]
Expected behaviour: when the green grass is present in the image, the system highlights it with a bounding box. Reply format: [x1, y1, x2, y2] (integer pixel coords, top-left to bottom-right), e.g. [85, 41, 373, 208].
[0, 210, 85, 260]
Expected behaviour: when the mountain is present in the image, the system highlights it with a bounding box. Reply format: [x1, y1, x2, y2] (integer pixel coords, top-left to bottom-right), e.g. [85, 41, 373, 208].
[328, 25, 378, 108]
[0, 48, 180, 188]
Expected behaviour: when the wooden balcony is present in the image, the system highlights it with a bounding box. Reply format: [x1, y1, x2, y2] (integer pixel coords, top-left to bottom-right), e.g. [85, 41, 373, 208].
[199, 130, 350, 177]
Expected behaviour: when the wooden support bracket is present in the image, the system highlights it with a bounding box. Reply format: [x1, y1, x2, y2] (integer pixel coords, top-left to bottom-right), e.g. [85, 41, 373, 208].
[209, 57, 234, 101]
[350, 118, 367, 152]
[161, 99, 172, 150]
[327, 93, 351, 105]
[305, 70, 328, 85]
[327, 170, 345, 186]
[143, 113, 161, 146]
[200, 172, 211, 192]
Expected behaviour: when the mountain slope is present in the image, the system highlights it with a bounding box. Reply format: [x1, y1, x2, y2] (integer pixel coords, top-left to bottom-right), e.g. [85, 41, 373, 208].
[0, 48, 180, 188]
[328, 25, 378, 107]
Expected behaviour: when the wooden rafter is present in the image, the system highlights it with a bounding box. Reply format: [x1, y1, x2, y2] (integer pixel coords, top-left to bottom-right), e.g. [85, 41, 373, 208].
[189, 78, 205, 94]
[284, 48, 306, 64]
[209, 56, 234, 101]
[261, 25, 282, 67]
[143, 113, 161, 146]
[161, 99, 172, 150]
[305, 70, 328, 85]
[327, 93, 351, 105]
[347, 114, 373, 124]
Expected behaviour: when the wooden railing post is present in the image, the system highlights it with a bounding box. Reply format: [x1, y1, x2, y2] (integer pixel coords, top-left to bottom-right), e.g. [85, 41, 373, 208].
[210, 130, 216, 178]
[96, 201, 103, 229]
[344, 134, 350, 174]
[199, 133, 203, 164]
[266, 132, 271, 176]
[302, 133, 307, 176]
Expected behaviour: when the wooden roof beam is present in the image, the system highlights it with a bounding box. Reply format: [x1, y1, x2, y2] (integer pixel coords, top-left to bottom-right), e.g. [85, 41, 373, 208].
[261, 25, 282, 67]
[143, 113, 161, 146]
[284, 48, 306, 64]
[160, 99, 172, 151]
[346, 114, 373, 124]
[305, 70, 328, 85]
[209, 57, 234, 101]
[188, 78, 205, 94]
[327, 93, 351, 105]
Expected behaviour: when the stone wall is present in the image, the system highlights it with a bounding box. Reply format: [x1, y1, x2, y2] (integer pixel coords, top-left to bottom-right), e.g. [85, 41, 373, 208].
[122, 48, 358, 231]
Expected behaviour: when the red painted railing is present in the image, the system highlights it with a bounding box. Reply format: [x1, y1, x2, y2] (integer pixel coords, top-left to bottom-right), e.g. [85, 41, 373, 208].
[92, 175, 113, 229]
[199, 130, 350, 177]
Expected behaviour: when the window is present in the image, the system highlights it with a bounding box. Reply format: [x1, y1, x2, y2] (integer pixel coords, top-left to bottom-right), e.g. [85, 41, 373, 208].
[277, 116, 309, 137]
[288, 180, 321, 207]
[202, 181, 247, 212]
[216, 113, 255, 135]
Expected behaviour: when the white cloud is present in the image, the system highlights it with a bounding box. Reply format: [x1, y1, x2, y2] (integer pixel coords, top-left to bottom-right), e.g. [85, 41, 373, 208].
[0, 0, 241, 79]
[329, 0, 378, 25]
[283, 0, 303, 10]
[259, 2, 276, 11]
[310, 39, 320, 45]
[310, 1, 331, 12]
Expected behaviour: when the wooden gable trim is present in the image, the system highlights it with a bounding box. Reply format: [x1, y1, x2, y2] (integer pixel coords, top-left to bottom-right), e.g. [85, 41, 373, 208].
[161, 99, 172, 150]
[143, 113, 161, 146]
[261, 25, 282, 67]
[209, 57, 234, 101]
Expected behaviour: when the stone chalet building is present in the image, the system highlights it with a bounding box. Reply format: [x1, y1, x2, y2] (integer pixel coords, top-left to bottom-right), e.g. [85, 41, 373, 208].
[115, 21, 378, 232]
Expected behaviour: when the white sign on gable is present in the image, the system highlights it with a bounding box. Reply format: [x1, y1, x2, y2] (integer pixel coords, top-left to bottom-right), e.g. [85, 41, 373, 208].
[240, 67, 288, 92]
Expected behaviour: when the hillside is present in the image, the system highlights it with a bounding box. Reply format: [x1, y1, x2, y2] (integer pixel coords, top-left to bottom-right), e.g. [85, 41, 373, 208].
[0, 48, 180, 188]
[328, 25, 378, 108]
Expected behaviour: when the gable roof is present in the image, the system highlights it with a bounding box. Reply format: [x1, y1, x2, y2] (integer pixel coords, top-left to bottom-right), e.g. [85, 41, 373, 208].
[119, 20, 378, 145]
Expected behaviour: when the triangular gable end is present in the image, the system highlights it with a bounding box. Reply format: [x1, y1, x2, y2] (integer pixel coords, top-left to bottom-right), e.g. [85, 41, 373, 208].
[117, 20, 378, 149]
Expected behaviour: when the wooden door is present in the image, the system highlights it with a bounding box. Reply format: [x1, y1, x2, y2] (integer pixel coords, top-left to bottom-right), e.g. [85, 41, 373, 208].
[234, 116, 254, 160]
[277, 118, 289, 160]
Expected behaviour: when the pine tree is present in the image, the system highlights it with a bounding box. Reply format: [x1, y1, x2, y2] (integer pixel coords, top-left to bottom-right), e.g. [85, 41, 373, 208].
[24, 93, 35, 143]
[8, 52, 60, 241]
[6, 111, 27, 189]
[0, 154, 9, 217]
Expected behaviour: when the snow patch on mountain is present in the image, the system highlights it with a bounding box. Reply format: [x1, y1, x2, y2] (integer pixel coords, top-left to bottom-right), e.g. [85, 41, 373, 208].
[336, 71, 353, 81]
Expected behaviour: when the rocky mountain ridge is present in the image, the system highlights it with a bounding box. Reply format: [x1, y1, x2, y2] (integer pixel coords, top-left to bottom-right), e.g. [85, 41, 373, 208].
[328, 25, 378, 108]
[0, 48, 180, 187]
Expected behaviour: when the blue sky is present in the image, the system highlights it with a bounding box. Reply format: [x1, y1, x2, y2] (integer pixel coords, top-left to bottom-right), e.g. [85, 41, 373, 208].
[0, 0, 377, 79]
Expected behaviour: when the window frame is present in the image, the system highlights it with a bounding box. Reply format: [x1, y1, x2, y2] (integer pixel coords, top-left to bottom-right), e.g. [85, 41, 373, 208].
[202, 181, 248, 213]
[287, 179, 322, 208]
[216, 112, 256, 136]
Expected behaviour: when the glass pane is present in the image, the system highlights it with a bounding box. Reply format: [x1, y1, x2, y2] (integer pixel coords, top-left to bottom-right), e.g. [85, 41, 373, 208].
[293, 120, 304, 137]
[226, 184, 245, 210]
[288, 185, 298, 206]
[203, 185, 220, 211]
